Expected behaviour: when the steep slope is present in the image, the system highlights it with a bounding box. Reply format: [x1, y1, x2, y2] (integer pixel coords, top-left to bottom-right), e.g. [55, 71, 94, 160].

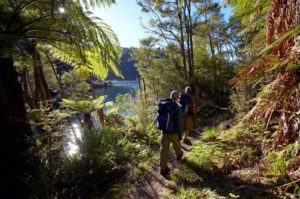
[107, 47, 139, 80]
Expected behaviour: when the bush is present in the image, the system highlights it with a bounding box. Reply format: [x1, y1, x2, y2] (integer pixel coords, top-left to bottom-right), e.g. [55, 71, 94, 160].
[229, 86, 252, 118]
[202, 128, 218, 141]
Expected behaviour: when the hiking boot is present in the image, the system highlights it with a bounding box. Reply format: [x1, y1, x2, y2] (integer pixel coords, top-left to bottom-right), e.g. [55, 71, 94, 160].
[177, 153, 183, 162]
[160, 167, 170, 176]
[183, 138, 192, 145]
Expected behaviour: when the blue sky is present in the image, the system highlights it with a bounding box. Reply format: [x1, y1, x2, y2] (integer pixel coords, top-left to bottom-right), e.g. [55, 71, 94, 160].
[94, 0, 233, 48]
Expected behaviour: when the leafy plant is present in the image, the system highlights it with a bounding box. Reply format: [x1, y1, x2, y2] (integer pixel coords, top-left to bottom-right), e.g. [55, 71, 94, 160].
[63, 95, 112, 113]
[202, 128, 218, 141]
[230, 0, 300, 151]
[264, 150, 288, 179]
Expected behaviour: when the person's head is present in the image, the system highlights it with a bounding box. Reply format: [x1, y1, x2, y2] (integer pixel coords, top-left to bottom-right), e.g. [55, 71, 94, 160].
[170, 90, 179, 102]
[185, 86, 192, 95]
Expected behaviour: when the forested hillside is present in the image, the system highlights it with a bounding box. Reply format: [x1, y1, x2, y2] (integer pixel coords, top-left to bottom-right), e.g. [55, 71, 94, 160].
[107, 47, 139, 80]
[0, 0, 299, 198]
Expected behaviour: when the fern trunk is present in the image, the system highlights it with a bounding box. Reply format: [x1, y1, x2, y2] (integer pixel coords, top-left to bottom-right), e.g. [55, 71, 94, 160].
[0, 57, 35, 197]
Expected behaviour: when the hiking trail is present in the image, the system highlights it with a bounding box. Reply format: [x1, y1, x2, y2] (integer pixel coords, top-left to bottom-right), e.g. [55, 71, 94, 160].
[125, 126, 278, 199]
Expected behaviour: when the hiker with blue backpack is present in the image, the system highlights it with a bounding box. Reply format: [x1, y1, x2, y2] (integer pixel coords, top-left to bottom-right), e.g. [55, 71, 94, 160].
[156, 90, 183, 176]
[179, 86, 196, 145]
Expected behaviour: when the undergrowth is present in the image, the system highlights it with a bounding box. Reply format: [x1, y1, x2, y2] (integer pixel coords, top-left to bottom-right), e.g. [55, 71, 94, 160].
[166, 119, 279, 199]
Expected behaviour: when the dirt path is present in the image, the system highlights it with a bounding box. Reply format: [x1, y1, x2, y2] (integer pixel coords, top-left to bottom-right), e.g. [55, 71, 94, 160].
[127, 129, 202, 199]
[125, 126, 279, 199]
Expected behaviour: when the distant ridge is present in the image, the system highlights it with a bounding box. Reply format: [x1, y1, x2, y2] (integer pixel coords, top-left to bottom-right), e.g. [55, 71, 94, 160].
[106, 47, 139, 80]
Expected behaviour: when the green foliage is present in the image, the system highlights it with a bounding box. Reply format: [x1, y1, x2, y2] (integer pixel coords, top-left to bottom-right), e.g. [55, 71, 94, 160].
[259, 24, 300, 56]
[0, 0, 122, 80]
[264, 142, 300, 181]
[22, 167, 52, 199]
[136, 0, 235, 108]
[186, 141, 221, 172]
[229, 86, 253, 118]
[63, 95, 111, 113]
[61, 71, 91, 99]
[219, 126, 240, 142]
[56, 127, 128, 198]
[171, 186, 199, 199]
[132, 45, 186, 100]
[227, 0, 270, 29]
[27, 102, 70, 171]
[116, 92, 161, 148]
[164, 185, 235, 199]
[27, 125, 151, 198]
[75, 126, 122, 158]
[202, 128, 218, 141]
[265, 150, 288, 179]
[231, 146, 257, 166]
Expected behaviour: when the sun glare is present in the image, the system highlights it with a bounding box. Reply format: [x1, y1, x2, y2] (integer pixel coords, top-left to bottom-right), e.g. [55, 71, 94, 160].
[58, 7, 65, 14]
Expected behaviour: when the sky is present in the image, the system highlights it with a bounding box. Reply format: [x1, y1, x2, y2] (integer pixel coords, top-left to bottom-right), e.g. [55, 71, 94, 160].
[94, 0, 233, 48]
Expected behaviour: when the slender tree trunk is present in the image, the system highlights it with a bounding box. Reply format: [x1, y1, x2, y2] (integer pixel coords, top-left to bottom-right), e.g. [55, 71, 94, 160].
[0, 57, 35, 198]
[32, 43, 51, 106]
[92, 91, 104, 125]
[184, 0, 191, 79]
[184, 0, 196, 96]
[143, 78, 147, 102]
[138, 77, 142, 98]
[45, 52, 64, 96]
[208, 29, 217, 83]
[176, 0, 188, 79]
[22, 66, 36, 109]
[187, 0, 195, 79]
[204, 0, 217, 98]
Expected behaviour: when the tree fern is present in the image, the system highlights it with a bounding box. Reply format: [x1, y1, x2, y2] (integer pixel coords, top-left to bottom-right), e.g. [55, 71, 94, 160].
[0, 0, 122, 80]
[231, 0, 300, 152]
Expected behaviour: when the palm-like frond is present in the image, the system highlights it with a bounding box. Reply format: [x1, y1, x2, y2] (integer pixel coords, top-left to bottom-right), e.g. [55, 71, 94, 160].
[231, 0, 300, 150]
[0, 0, 122, 79]
[79, 0, 115, 9]
[63, 95, 111, 113]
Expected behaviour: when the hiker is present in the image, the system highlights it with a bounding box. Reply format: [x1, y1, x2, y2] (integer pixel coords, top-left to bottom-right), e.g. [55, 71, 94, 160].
[157, 90, 183, 176]
[179, 86, 196, 144]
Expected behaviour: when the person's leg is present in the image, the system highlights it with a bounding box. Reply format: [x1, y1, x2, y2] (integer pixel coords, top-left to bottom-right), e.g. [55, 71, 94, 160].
[183, 117, 189, 140]
[184, 117, 194, 141]
[184, 130, 189, 140]
[160, 133, 171, 174]
[170, 134, 183, 161]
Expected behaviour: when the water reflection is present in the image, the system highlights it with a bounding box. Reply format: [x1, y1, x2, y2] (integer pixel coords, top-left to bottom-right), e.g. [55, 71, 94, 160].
[66, 121, 82, 156]
[65, 81, 138, 156]
[94, 81, 138, 102]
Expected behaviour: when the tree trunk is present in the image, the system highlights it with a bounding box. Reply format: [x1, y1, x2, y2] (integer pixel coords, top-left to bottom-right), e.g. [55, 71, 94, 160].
[184, 0, 196, 97]
[22, 66, 36, 109]
[32, 44, 51, 106]
[143, 78, 147, 102]
[187, 0, 195, 79]
[45, 52, 64, 96]
[0, 57, 36, 198]
[176, 0, 188, 79]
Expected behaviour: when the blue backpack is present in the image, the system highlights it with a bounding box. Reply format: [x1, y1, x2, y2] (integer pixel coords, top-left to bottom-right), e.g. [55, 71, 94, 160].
[179, 93, 192, 117]
[156, 98, 176, 132]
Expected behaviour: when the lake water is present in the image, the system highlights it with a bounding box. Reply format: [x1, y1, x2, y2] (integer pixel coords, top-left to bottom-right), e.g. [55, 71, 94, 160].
[94, 80, 139, 102]
[66, 81, 139, 156]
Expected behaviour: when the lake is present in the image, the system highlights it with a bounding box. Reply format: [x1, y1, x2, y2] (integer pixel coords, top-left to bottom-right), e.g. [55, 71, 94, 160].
[94, 80, 139, 102]
[66, 81, 139, 156]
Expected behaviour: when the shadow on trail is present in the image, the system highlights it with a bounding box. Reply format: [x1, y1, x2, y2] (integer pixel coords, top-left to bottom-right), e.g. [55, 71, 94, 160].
[179, 159, 278, 199]
[129, 170, 178, 199]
